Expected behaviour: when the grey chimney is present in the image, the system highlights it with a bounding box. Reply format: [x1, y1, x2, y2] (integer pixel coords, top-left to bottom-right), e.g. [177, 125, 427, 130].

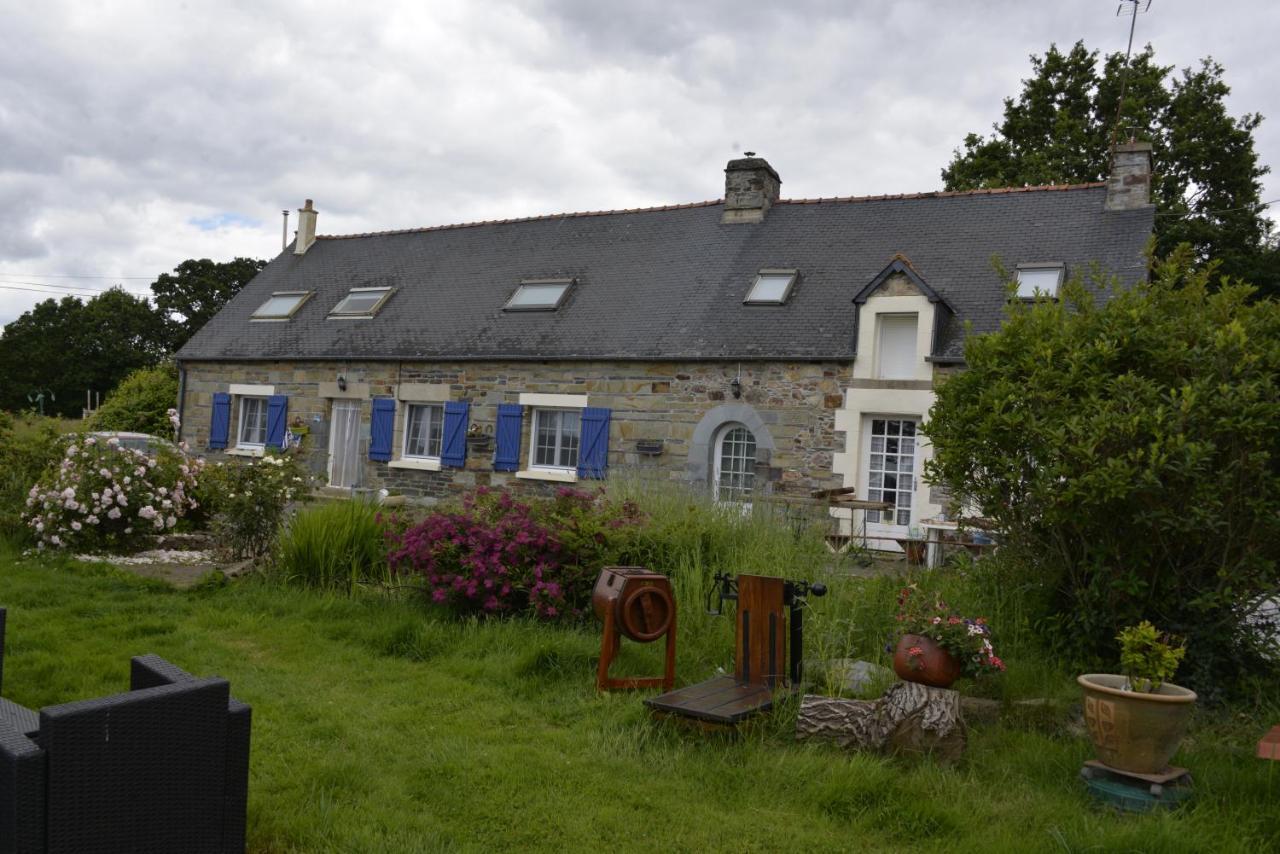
[294, 199, 318, 254]
[722, 156, 781, 224]
[1105, 142, 1154, 211]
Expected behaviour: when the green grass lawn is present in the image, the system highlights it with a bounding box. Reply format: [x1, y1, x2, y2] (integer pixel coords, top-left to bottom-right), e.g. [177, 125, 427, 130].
[1, 545, 1276, 853]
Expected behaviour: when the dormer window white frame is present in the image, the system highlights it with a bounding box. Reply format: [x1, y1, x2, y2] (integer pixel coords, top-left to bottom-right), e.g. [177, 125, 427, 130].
[744, 269, 798, 305]
[251, 291, 313, 321]
[329, 286, 395, 319]
[504, 278, 575, 312]
[1015, 263, 1065, 300]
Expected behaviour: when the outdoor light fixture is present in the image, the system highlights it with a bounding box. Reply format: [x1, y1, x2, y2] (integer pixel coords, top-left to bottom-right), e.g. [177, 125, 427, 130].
[730, 377, 742, 399]
[337, 375, 347, 392]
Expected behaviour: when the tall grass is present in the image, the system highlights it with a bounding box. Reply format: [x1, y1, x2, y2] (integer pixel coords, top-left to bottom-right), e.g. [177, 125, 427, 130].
[273, 498, 391, 591]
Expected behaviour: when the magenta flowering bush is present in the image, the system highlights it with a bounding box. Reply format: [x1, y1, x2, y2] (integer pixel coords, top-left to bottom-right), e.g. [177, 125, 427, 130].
[387, 486, 643, 621]
[23, 434, 202, 551]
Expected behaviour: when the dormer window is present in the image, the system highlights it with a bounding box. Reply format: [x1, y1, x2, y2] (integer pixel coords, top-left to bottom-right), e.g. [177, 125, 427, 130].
[745, 269, 797, 304]
[251, 291, 312, 321]
[504, 278, 574, 311]
[329, 287, 394, 318]
[1016, 264, 1065, 299]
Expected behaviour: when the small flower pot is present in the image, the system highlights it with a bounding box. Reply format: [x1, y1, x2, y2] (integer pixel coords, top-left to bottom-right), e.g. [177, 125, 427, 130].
[1078, 673, 1197, 774]
[892, 633, 962, 688]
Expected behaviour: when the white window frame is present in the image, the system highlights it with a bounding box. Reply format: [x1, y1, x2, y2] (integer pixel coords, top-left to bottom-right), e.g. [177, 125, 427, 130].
[236, 396, 269, 450]
[329, 286, 395, 319]
[712, 423, 757, 503]
[875, 313, 919, 380]
[528, 407, 582, 472]
[401, 403, 444, 461]
[744, 269, 798, 305]
[504, 278, 574, 312]
[251, 290, 312, 321]
[1015, 263, 1065, 300]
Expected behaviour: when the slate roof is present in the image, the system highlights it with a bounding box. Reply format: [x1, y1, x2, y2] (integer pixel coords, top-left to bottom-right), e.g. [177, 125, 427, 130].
[176, 184, 1152, 364]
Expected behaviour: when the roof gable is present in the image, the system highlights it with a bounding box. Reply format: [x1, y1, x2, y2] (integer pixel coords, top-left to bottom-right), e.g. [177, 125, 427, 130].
[852, 254, 955, 312]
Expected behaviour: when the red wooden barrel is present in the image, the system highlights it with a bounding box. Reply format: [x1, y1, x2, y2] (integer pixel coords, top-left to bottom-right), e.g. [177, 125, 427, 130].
[592, 566, 674, 643]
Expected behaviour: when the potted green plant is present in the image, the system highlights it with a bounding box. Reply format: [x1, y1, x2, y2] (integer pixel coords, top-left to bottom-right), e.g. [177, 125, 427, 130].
[1078, 621, 1196, 774]
[889, 586, 1006, 688]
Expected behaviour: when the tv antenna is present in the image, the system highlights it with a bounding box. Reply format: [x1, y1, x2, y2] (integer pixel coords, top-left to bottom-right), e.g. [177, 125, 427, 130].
[1110, 0, 1154, 150]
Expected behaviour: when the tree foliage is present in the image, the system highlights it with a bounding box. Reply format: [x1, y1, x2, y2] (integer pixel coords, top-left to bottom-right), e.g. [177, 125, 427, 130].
[923, 250, 1280, 699]
[0, 289, 167, 417]
[87, 363, 179, 437]
[150, 257, 267, 351]
[943, 42, 1275, 296]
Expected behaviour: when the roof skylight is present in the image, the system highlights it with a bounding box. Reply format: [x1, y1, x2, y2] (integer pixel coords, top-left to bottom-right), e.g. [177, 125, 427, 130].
[745, 269, 797, 304]
[329, 287, 395, 318]
[251, 291, 312, 320]
[504, 278, 574, 311]
[1015, 264, 1065, 299]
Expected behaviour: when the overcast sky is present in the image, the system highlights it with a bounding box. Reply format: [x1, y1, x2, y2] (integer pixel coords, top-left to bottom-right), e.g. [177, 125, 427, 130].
[1, 0, 1276, 325]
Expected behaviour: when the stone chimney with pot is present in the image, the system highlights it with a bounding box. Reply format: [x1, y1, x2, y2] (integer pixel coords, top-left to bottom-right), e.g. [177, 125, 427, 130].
[1105, 142, 1154, 211]
[722, 156, 781, 224]
[294, 199, 318, 254]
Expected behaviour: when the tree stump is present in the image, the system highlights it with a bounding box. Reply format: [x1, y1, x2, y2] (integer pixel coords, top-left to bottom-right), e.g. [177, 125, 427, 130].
[796, 681, 967, 763]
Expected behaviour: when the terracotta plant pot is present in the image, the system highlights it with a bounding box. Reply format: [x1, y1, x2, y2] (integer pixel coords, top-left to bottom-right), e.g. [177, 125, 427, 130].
[892, 634, 962, 688]
[1078, 673, 1197, 774]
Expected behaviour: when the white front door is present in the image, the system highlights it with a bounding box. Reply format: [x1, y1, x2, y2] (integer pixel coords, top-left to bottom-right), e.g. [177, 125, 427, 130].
[862, 416, 919, 551]
[328, 400, 362, 488]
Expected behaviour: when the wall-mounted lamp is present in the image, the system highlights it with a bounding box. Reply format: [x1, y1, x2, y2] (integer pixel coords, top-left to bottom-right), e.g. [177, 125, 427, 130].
[730, 377, 742, 399]
[337, 375, 347, 392]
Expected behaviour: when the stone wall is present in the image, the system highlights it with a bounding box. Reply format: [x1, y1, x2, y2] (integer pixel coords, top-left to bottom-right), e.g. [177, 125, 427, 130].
[180, 359, 851, 503]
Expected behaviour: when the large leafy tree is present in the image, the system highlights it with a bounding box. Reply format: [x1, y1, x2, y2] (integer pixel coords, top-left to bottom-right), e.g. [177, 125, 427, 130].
[924, 251, 1280, 699]
[150, 257, 267, 351]
[0, 288, 166, 418]
[944, 42, 1275, 296]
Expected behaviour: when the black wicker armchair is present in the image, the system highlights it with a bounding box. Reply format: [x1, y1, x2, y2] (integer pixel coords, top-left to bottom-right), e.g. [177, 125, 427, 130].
[0, 609, 251, 853]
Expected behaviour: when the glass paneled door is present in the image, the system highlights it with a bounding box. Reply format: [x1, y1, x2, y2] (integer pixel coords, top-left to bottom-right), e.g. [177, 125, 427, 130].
[862, 417, 919, 551]
[328, 400, 362, 488]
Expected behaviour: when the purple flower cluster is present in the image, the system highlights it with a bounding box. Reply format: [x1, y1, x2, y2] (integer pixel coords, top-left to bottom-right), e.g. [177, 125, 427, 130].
[387, 486, 644, 622]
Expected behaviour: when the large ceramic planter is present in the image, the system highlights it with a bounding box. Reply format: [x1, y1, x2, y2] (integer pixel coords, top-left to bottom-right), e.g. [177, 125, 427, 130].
[1078, 674, 1197, 774]
[892, 634, 962, 688]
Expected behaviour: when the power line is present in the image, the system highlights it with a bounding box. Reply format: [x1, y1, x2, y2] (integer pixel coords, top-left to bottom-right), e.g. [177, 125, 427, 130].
[1153, 198, 1280, 217]
[0, 271, 154, 280]
[0, 284, 104, 298]
[0, 278, 149, 293]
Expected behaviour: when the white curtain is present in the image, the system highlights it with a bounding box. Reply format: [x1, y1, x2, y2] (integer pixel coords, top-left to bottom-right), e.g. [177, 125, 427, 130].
[330, 402, 362, 488]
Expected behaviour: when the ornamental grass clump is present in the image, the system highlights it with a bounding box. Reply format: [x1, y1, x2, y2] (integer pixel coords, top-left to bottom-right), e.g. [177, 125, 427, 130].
[23, 434, 202, 551]
[893, 585, 1006, 677]
[387, 486, 642, 621]
[275, 498, 390, 591]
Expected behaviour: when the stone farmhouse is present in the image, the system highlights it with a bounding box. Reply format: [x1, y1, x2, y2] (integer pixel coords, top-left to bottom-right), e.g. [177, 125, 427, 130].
[175, 145, 1153, 546]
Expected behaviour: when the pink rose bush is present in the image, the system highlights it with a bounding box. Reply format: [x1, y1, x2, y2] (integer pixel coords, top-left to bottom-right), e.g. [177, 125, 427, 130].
[24, 436, 202, 550]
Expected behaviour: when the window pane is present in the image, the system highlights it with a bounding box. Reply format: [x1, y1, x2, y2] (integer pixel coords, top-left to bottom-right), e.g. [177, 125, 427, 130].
[887, 421, 900, 436]
[507, 283, 569, 309]
[716, 425, 756, 502]
[253, 293, 307, 318]
[897, 510, 911, 526]
[240, 398, 266, 445]
[885, 437, 898, 454]
[871, 436, 884, 453]
[745, 273, 794, 303]
[872, 419, 885, 435]
[332, 288, 391, 315]
[1017, 267, 1062, 298]
[535, 410, 560, 467]
[405, 404, 441, 458]
[901, 422, 915, 437]
[427, 407, 443, 458]
[559, 409, 581, 468]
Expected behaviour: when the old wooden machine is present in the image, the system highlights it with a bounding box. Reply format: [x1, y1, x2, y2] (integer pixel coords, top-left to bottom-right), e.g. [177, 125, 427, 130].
[644, 573, 826, 725]
[592, 566, 677, 692]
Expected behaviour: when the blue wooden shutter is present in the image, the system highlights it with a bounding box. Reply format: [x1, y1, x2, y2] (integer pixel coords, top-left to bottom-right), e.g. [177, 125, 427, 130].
[577, 407, 612, 479]
[440, 401, 469, 468]
[493, 404, 524, 471]
[369, 398, 396, 462]
[265, 395, 289, 449]
[209, 392, 231, 449]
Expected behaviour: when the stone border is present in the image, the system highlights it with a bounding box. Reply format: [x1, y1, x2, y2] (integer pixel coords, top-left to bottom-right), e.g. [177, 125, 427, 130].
[685, 403, 776, 484]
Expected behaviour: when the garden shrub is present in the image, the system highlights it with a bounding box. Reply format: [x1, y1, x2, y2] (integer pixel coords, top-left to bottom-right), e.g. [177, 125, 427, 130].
[0, 413, 63, 542]
[924, 248, 1280, 698]
[23, 434, 202, 551]
[387, 486, 642, 621]
[200, 454, 309, 558]
[87, 363, 179, 437]
[275, 499, 391, 591]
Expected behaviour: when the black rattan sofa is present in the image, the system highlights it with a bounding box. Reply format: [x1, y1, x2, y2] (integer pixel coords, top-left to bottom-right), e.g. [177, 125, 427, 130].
[0, 608, 251, 853]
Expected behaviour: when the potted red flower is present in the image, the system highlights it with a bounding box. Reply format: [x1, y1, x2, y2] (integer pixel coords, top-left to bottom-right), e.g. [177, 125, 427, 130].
[890, 586, 1005, 688]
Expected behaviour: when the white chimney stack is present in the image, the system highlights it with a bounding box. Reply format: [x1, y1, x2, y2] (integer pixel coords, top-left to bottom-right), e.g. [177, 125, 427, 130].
[294, 199, 318, 255]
